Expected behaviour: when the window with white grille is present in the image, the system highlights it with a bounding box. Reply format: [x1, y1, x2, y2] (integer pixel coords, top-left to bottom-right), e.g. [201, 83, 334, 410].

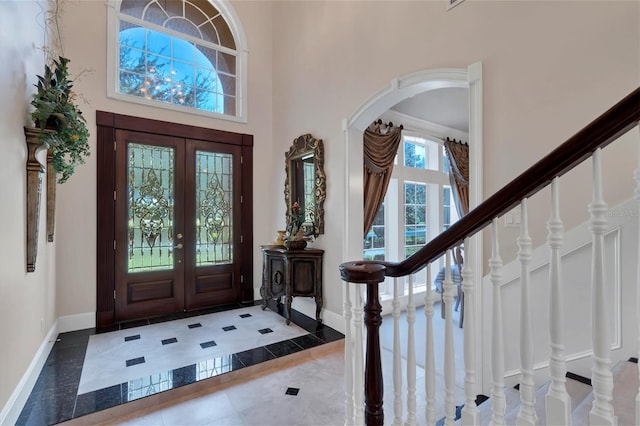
[108, 0, 246, 121]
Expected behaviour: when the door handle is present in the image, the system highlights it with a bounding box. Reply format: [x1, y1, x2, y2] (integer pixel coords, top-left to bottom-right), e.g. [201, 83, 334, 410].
[174, 243, 183, 249]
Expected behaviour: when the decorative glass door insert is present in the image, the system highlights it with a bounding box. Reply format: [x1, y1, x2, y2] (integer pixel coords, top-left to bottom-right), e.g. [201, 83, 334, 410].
[195, 150, 233, 266]
[114, 129, 242, 321]
[128, 143, 176, 273]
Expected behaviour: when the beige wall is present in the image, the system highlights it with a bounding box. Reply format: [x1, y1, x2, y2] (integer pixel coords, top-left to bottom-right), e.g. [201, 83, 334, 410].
[54, 0, 275, 318]
[270, 1, 639, 300]
[0, 0, 57, 410]
[1, 0, 638, 412]
[0, 0, 275, 412]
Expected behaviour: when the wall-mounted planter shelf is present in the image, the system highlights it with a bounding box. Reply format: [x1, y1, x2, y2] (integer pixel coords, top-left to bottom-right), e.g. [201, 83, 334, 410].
[24, 126, 52, 272]
[47, 148, 56, 242]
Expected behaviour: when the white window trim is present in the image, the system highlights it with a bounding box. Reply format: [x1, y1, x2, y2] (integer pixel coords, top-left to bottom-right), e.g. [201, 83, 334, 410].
[377, 135, 454, 301]
[106, 0, 248, 123]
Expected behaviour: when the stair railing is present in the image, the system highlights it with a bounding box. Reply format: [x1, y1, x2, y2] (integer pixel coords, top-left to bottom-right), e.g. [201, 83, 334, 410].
[340, 88, 639, 425]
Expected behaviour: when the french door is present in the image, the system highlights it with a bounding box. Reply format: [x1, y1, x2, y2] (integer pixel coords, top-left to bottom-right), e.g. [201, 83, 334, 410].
[113, 129, 243, 321]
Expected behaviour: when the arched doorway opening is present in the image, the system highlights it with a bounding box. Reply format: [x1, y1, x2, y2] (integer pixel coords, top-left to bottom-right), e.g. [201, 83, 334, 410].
[341, 62, 485, 387]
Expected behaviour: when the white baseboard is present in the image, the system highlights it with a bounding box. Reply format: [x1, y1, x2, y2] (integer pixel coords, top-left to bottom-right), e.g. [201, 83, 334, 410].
[290, 298, 345, 334]
[0, 312, 94, 425]
[0, 320, 59, 426]
[57, 311, 96, 333]
[318, 307, 345, 334]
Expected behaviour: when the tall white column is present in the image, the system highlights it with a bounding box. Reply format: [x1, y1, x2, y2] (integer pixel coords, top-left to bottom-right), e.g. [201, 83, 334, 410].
[405, 275, 417, 425]
[489, 219, 506, 426]
[354, 287, 365, 425]
[393, 278, 403, 426]
[545, 178, 571, 425]
[424, 267, 437, 425]
[461, 237, 479, 425]
[588, 148, 617, 426]
[344, 281, 354, 426]
[516, 199, 538, 426]
[443, 251, 456, 425]
[635, 131, 640, 426]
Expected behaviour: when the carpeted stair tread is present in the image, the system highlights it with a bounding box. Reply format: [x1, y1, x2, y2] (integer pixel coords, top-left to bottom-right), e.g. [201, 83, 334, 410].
[475, 374, 592, 425]
[572, 360, 638, 426]
[528, 375, 594, 425]
[475, 386, 520, 425]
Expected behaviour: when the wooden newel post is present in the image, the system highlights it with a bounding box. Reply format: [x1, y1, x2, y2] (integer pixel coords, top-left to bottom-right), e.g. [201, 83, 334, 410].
[340, 261, 387, 426]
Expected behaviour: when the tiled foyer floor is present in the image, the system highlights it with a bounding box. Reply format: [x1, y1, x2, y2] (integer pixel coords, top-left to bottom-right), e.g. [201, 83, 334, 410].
[16, 302, 344, 425]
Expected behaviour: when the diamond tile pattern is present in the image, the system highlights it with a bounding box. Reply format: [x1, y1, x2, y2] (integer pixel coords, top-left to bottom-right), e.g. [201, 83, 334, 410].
[17, 303, 344, 425]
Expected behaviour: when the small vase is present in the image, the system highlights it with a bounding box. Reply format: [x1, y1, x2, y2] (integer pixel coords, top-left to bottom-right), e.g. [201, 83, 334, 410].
[284, 240, 307, 250]
[275, 230, 286, 246]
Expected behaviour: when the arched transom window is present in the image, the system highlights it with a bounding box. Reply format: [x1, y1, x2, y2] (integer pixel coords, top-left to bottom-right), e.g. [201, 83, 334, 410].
[108, 0, 246, 120]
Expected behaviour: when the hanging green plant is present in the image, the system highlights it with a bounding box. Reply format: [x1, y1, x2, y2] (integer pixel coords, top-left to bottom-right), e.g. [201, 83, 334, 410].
[31, 56, 90, 183]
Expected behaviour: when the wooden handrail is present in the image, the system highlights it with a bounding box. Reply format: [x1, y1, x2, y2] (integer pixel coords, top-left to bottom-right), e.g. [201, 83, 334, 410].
[342, 87, 639, 279]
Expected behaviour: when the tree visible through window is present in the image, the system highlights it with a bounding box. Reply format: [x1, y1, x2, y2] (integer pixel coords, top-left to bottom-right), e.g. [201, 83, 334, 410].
[112, 0, 240, 117]
[362, 134, 460, 287]
[363, 203, 385, 261]
[119, 26, 225, 112]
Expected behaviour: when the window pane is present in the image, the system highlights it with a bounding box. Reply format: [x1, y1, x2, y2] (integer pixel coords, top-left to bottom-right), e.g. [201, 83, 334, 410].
[172, 38, 195, 63]
[196, 45, 217, 69]
[117, 0, 239, 117]
[405, 184, 415, 204]
[147, 30, 171, 56]
[405, 205, 416, 225]
[223, 96, 236, 116]
[147, 54, 171, 80]
[443, 186, 451, 231]
[363, 203, 384, 261]
[120, 23, 144, 48]
[146, 77, 172, 102]
[218, 51, 236, 75]
[404, 182, 427, 258]
[120, 70, 144, 98]
[415, 184, 426, 204]
[443, 206, 451, 230]
[404, 141, 426, 169]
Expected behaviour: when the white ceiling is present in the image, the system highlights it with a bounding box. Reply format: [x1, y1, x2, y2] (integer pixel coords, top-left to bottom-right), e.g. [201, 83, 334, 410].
[390, 87, 469, 133]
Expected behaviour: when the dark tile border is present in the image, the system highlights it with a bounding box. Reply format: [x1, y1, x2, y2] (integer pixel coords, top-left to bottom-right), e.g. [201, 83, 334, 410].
[18, 302, 344, 425]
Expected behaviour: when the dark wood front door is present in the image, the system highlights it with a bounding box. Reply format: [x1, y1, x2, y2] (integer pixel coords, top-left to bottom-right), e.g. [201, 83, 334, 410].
[112, 129, 244, 322]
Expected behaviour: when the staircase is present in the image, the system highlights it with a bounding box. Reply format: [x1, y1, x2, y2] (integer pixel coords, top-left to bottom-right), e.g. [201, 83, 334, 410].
[340, 88, 640, 425]
[475, 359, 638, 425]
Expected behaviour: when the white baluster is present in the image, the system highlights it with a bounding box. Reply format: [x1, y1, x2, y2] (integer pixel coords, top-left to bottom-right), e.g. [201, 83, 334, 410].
[635, 133, 640, 426]
[393, 278, 403, 425]
[516, 199, 538, 426]
[545, 178, 571, 425]
[406, 274, 417, 425]
[589, 148, 617, 426]
[461, 237, 479, 425]
[344, 281, 354, 426]
[490, 219, 506, 426]
[443, 251, 456, 425]
[353, 286, 365, 426]
[424, 266, 437, 425]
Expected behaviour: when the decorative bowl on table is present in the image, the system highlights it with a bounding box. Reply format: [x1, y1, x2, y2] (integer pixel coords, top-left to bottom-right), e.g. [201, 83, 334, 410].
[284, 240, 307, 250]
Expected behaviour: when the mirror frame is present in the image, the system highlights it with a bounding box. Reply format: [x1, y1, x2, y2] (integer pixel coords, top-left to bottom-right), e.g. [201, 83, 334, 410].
[285, 133, 326, 237]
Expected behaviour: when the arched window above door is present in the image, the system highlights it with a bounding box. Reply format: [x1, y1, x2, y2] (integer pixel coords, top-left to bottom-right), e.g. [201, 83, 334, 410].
[108, 0, 247, 121]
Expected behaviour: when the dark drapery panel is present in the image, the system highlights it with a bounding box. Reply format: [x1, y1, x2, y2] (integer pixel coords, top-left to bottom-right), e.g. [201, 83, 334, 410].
[444, 137, 470, 217]
[363, 122, 402, 236]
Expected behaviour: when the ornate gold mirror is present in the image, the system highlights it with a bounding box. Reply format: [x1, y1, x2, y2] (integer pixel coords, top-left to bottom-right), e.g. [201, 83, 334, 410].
[285, 134, 326, 237]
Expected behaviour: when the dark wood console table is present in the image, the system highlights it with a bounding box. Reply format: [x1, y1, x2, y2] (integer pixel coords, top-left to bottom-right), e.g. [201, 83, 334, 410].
[260, 245, 323, 325]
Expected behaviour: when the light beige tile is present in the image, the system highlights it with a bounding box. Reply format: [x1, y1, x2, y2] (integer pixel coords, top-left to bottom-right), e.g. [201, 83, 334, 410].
[160, 391, 238, 426]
